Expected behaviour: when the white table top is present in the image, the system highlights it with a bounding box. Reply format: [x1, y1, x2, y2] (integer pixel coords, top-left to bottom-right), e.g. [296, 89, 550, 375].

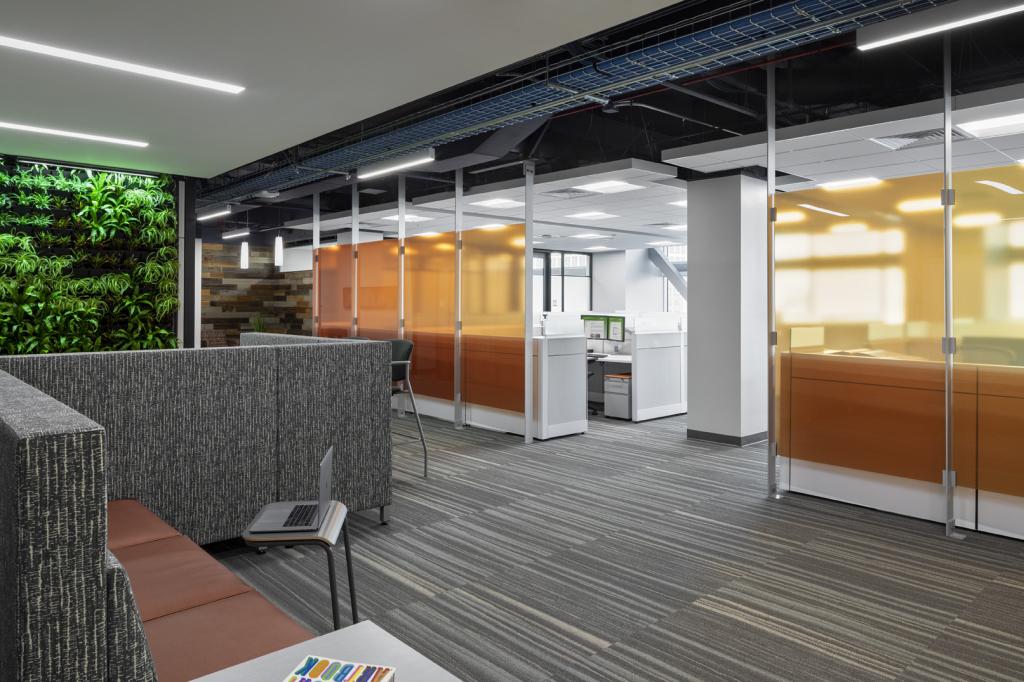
[596, 354, 632, 364]
[194, 620, 461, 681]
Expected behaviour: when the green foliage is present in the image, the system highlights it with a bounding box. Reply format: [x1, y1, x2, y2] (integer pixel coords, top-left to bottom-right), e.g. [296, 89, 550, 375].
[0, 163, 178, 354]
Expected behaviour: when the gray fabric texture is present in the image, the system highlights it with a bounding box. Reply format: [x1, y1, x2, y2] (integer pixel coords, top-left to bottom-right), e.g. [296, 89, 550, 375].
[274, 342, 393, 509]
[104, 550, 156, 682]
[0, 370, 107, 681]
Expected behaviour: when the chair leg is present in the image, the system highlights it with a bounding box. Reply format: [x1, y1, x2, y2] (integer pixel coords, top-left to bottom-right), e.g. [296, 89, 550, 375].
[405, 379, 429, 478]
[342, 519, 359, 624]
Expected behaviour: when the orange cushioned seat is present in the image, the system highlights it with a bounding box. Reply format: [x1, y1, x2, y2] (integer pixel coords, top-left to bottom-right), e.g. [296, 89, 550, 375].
[108, 499, 180, 550]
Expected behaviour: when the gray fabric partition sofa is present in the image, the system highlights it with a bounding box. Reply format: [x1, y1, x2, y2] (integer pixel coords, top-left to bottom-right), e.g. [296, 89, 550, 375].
[0, 340, 392, 679]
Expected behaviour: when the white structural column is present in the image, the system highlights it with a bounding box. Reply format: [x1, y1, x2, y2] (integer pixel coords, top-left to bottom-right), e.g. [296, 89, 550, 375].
[351, 182, 360, 336]
[454, 169, 465, 429]
[687, 173, 768, 446]
[523, 161, 535, 444]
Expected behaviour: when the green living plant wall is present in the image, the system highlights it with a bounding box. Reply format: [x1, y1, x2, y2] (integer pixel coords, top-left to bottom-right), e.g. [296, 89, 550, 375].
[0, 162, 178, 354]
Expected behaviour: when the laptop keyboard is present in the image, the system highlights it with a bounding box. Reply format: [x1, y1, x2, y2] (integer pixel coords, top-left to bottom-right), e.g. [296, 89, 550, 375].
[285, 504, 318, 528]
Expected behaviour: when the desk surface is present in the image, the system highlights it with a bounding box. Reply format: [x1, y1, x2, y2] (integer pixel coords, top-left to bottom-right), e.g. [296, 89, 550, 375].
[596, 354, 632, 364]
[242, 500, 347, 546]
[194, 620, 462, 681]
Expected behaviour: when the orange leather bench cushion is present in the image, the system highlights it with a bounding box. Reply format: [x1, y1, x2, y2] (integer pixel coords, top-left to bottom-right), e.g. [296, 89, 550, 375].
[108, 500, 313, 682]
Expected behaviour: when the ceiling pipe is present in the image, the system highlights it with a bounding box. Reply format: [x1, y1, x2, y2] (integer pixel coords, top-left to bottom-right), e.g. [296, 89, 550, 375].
[603, 100, 742, 136]
[662, 81, 762, 119]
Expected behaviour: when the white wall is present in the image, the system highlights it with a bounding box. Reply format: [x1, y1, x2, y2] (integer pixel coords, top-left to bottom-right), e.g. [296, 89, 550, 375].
[687, 173, 767, 441]
[591, 249, 665, 313]
[591, 251, 625, 311]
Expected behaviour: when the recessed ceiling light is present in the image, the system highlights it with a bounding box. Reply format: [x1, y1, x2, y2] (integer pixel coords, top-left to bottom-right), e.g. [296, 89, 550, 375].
[775, 210, 806, 224]
[0, 120, 148, 147]
[584, 245, 614, 251]
[470, 197, 523, 208]
[959, 112, 1024, 139]
[858, 3, 1024, 51]
[475, 223, 508, 230]
[647, 240, 677, 246]
[798, 203, 849, 217]
[533, 240, 544, 244]
[976, 180, 1024, 195]
[0, 34, 245, 94]
[897, 197, 943, 213]
[668, 200, 688, 207]
[954, 212, 1002, 228]
[222, 228, 249, 239]
[819, 177, 882, 190]
[572, 180, 644, 194]
[662, 224, 687, 231]
[415, 231, 440, 237]
[199, 209, 232, 222]
[383, 214, 431, 222]
[567, 211, 618, 220]
[571, 233, 611, 239]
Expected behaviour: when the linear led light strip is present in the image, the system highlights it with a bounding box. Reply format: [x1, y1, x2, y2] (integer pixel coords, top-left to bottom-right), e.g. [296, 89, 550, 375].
[0, 34, 244, 93]
[858, 3, 1024, 51]
[0, 120, 147, 147]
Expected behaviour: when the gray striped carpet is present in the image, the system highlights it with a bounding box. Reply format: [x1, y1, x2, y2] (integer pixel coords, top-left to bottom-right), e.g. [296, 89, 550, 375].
[213, 414, 1024, 681]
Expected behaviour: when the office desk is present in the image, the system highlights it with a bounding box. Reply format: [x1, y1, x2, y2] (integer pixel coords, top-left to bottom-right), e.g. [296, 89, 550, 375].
[596, 354, 632, 364]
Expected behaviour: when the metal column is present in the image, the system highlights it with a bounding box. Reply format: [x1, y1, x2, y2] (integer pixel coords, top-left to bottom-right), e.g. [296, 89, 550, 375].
[524, 161, 535, 444]
[941, 34, 963, 539]
[351, 183, 360, 336]
[178, 180, 197, 348]
[454, 169, 465, 429]
[313, 192, 321, 335]
[766, 64, 780, 498]
[398, 175, 406, 339]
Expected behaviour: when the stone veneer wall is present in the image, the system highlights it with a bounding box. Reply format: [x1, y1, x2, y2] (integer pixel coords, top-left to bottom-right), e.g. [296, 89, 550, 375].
[201, 242, 312, 347]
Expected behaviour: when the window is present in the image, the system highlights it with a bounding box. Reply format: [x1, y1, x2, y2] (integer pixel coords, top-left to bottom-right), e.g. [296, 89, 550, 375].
[536, 250, 591, 312]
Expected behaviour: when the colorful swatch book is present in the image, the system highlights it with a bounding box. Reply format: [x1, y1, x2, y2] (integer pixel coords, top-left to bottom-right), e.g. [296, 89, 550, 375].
[284, 655, 395, 682]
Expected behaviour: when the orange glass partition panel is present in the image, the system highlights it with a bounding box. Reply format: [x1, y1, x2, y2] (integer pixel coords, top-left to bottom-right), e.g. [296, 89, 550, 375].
[357, 239, 400, 340]
[404, 232, 456, 400]
[315, 244, 353, 338]
[461, 224, 526, 413]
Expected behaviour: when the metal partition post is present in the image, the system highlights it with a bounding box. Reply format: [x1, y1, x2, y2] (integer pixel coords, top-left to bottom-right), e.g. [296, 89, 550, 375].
[524, 161, 535, 444]
[766, 64, 779, 498]
[454, 169, 465, 429]
[313, 191, 321, 336]
[398, 175, 406, 339]
[941, 34, 962, 539]
[352, 183, 360, 336]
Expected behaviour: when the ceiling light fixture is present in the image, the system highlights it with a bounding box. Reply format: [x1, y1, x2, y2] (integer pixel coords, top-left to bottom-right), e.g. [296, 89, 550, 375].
[830, 222, 870, 233]
[358, 149, 435, 180]
[585, 245, 614, 251]
[858, 2, 1024, 51]
[239, 241, 249, 269]
[954, 211, 1003, 228]
[976, 179, 1024, 195]
[223, 228, 249, 239]
[572, 180, 644, 194]
[775, 210, 806, 224]
[383, 214, 431, 222]
[533, 240, 544, 244]
[819, 177, 882, 190]
[0, 34, 246, 93]
[475, 223, 508, 230]
[273, 234, 283, 266]
[668, 200, 688, 207]
[798, 203, 849, 217]
[571, 233, 611, 239]
[415, 231, 440, 237]
[662, 224, 687, 231]
[647, 240, 677, 246]
[959, 112, 1024, 138]
[470, 197, 524, 208]
[897, 197, 943, 213]
[0, 120, 147, 147]
[567, 211, 618, 220]
[199, 208, 232, 222]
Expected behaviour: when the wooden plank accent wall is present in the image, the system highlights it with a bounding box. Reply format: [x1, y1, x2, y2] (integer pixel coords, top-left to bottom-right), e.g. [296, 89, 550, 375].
[201, 242, 312, 347]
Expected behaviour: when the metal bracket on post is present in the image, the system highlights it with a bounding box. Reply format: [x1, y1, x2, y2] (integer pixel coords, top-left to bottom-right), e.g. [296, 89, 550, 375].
[769, 206, 777, 222]
[941, 336, 957, 356]
[770, 331, 778, 347]
[940, 189, 956, 206]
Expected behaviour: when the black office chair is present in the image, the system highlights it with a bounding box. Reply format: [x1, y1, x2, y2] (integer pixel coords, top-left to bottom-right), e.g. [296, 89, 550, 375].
[389, 339, 429, 478]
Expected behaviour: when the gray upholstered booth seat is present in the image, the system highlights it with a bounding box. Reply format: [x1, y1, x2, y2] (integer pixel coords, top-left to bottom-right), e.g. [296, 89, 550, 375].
[0, 342, 392, 545]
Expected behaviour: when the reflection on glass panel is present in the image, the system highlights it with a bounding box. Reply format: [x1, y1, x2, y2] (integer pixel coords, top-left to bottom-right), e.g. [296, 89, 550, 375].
[405, 232, 455, 400]
[774, 169, 947, 506]
[316, 244, 353, 338]
[563, 276, 590, 312]
[357, 239, 400, 340]
[462, 224, 525, 413]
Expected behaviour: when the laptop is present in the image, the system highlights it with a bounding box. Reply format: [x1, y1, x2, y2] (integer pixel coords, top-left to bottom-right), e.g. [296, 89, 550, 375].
[248, 447, 333, 534]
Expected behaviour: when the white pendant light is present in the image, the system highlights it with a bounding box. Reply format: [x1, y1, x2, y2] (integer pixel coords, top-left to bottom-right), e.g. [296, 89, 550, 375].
[240, 241, 249, 270]
[274, 234, 284, 266]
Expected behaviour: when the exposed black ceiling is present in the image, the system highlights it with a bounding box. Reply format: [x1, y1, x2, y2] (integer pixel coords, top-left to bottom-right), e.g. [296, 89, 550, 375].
[200, 6, 1024, 240]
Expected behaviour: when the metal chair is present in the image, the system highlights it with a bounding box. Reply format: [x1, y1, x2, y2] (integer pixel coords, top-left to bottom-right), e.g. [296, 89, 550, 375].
[389, 339, 429, 477]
